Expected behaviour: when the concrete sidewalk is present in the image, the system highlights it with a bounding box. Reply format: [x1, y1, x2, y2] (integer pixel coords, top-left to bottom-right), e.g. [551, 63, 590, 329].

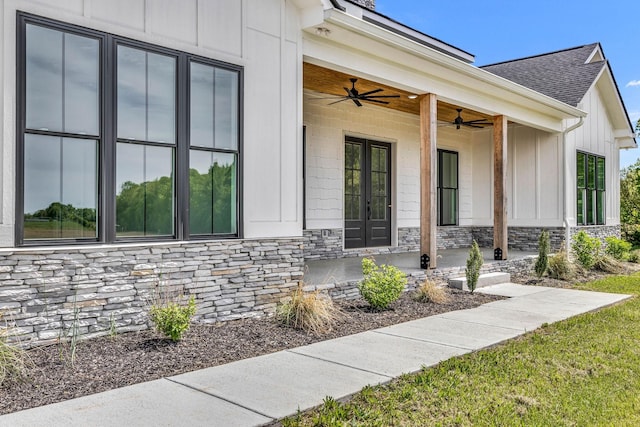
[0, 284, 630, 427]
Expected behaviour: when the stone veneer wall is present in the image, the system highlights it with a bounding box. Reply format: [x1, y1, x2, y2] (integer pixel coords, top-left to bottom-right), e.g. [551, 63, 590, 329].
[0, 238, 304, 347]
[569, 225, 621, 241]
[471, 227, 565, 251]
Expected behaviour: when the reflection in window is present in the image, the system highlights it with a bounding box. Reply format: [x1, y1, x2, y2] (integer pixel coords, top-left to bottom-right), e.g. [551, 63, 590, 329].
[117, 45, 176, 143]
[24, 135, 97, 239]
[116, 143, 174, 237]
[189, 151, 237, 235]
[438, 150, 458, 226]
[577, 151, 605, 226]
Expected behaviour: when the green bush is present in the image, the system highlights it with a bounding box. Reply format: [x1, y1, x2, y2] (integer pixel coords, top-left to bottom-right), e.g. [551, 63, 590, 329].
[571, 231, 601, 270]
[149, 296, 197, 341]
[547, 244, 574, 280]
[465, 240, 483, 293]
[604, 236, 632, 261]
[358, 258, 407, 310]
[534, 230, 550, 278]
[628, 250, 640, 264]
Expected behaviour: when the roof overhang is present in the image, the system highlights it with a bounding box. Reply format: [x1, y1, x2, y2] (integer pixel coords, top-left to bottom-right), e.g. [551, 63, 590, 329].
[304, 7, 586, 133]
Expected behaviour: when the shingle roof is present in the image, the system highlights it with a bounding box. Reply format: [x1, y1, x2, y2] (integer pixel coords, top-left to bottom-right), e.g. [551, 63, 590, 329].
[480, 44, 605, 107]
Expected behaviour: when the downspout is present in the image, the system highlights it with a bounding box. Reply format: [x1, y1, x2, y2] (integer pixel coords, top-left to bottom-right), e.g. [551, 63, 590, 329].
[562, 117, 585, 248]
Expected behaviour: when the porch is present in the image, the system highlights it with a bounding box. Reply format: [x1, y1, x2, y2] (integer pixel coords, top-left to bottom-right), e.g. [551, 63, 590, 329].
[302, 248, 537, 299]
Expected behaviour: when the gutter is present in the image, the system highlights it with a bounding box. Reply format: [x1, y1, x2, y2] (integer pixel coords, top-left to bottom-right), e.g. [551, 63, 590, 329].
[562, 117, 585, 247]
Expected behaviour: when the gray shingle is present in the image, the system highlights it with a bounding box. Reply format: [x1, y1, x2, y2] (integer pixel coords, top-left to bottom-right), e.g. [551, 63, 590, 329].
[481, 44, 605, 107]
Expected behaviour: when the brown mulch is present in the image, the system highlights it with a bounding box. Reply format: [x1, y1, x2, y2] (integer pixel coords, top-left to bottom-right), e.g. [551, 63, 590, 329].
[0, 289, 502, 415]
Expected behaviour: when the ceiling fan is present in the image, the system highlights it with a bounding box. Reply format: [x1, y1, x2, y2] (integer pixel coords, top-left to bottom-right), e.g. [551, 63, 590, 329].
[443, 108, 493, 129]
[328, 78, 400, 107]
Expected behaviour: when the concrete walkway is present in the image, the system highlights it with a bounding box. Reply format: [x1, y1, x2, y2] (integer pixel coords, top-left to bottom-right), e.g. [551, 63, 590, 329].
[0, 284, 630, 427]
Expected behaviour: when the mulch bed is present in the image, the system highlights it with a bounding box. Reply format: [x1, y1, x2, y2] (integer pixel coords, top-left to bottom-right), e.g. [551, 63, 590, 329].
[0, 289, 501, 415]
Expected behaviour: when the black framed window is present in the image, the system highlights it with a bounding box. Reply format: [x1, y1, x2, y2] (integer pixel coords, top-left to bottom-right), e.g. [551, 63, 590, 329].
[437, 149, 458, 226]
[577, 151, 605, 226]
[17, 13, 242, 245]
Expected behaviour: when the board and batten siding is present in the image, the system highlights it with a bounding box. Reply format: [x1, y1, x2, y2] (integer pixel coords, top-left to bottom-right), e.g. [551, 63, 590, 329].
[470, 125, 564, 227]
[565, 85, 620, 226]
[303, 90, 475, 242]
[0, 0, 304, 246]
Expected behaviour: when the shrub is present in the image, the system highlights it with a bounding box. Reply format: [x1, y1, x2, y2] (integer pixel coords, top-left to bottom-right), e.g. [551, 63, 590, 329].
[534, 230, 550, 278]
[571, 231, 601, 270]
[149, 296, 197, 341]
[0, 316, 31, 386]
[628, 249, 640, 264]
[414, 280, 450, 304]
[276, 284, 340, 335]
[604, 236, 632, 261]
[358, 258, 407, 310]
[547, 243, 574, 280]
[594, 255, 627, 274]
[465, 240, 483, 293]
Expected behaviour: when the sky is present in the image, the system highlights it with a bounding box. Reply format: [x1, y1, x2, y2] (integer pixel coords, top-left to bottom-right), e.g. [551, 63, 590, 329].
[375, 0, 640, 169]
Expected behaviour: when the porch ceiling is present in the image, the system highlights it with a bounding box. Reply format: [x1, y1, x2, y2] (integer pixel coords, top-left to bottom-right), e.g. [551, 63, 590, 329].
[303, 62, 492, 126]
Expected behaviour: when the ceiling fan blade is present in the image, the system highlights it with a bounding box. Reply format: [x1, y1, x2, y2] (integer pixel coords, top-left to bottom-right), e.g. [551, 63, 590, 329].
[353, 98, 363, 107]
[464, 123, 484, 128]
[343, 87, 353, 97]
[464, 119, 492, 124]
[328, 98, 349, 105]
[362, 99, 390, 105]
[362, 94, 401, 99]
[358, 88, 383, 97]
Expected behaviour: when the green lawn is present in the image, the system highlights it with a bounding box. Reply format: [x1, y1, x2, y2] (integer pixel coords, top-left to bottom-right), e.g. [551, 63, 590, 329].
[283, 275, 640, 426]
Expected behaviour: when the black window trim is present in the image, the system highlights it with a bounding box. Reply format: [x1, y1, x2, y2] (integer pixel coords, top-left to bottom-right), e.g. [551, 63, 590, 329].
[576, 150, 605, 226]
[16, 11, 243, 246]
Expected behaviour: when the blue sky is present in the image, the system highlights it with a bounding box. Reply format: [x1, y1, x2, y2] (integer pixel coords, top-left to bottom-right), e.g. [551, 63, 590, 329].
[375, 0, 639, 168]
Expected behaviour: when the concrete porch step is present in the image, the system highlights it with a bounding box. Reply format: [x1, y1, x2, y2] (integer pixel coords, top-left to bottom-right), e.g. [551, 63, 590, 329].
[448, 272, 511, 291]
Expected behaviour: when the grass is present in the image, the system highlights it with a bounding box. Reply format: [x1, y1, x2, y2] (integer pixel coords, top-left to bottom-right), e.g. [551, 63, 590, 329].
[276, 284, 342, 335]
[283, 274, 640, 426]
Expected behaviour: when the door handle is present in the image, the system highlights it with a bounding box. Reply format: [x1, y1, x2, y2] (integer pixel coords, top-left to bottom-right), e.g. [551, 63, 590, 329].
[367, 200, 371, 220]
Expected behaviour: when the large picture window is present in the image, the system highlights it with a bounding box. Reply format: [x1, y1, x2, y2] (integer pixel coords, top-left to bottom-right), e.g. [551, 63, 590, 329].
[17, 13, 242, 245]
[577, 151, 605, 226]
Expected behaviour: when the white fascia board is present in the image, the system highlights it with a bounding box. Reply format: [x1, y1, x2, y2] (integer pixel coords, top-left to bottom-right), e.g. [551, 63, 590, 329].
[292, 0, 326, 29]
[319, 9, 586, 120]
[593, 66, 636, 133]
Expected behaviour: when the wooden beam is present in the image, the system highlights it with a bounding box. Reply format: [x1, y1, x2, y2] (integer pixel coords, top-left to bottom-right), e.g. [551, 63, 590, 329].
[420, 94, 438, 269]
[493, 115, 508, 260]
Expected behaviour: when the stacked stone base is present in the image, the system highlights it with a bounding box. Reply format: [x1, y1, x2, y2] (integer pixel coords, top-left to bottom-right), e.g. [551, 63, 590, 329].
[0, 238, 304, 347]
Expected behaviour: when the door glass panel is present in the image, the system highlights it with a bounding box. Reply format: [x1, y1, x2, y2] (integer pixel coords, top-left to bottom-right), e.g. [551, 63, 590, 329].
[441, 189, 457, 226]
[189, 150, 237, 235]
[438, 150, 458, 225]
[345, 143, 362, 221]
[24, 135, 97, 240]
[116, 143, 174, 237]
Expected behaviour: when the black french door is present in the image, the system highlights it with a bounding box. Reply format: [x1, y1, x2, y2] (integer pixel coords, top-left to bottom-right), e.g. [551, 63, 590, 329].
[344, 137, 391, 249]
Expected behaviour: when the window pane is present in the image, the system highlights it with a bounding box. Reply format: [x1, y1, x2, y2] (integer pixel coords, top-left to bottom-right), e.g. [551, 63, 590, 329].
[24, 135, 97, 239]
[190, 62, 214, 148]
[577, 189, 585, 225]
[587, 155, 595, 189]
[441, 151, 458, 188]
[64, 33, 99, 135]
[441, 188, 457, 225]
[117, 46, 176, 143]
[189, 150, 237, 235]
[586, 190, 594, 225]
[597, 190, 605, 225]
[116, 143, 174, 237]
[576, 152, 586, 188]
[26, 25, 63, 132]
[215, 68, 238, 150]
[597, 157, 605, 190]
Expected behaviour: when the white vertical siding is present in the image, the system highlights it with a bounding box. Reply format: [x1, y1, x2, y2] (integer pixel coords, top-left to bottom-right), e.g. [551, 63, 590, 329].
[0, 0, 304, 245]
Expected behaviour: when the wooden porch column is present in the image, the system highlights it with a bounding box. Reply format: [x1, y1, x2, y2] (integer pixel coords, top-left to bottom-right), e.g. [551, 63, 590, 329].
[420, 94, 438, 269]
[493, 115, 508, 260]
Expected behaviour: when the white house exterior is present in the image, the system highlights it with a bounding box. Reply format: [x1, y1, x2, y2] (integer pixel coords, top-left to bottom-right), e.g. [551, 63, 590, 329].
[0, 0, 635, 344]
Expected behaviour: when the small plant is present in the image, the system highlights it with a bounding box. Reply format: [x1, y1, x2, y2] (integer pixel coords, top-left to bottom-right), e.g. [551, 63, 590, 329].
[0, 315, 31, 386]
[465, 240, 483, 293]
[604, 236, 632, 261]
[594, 255, 627, 274]
[534, 230, 550, 278]
[547, 243, 574, 280]
[109, 312, 118, 339]
[414, 279, 450, 304]
[628, 249, 640, 264]
[358, 258, 407, 310]
[276, 283, 340, 335]
[149, 295, 197, 341]
[571, 230, 601, 270]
